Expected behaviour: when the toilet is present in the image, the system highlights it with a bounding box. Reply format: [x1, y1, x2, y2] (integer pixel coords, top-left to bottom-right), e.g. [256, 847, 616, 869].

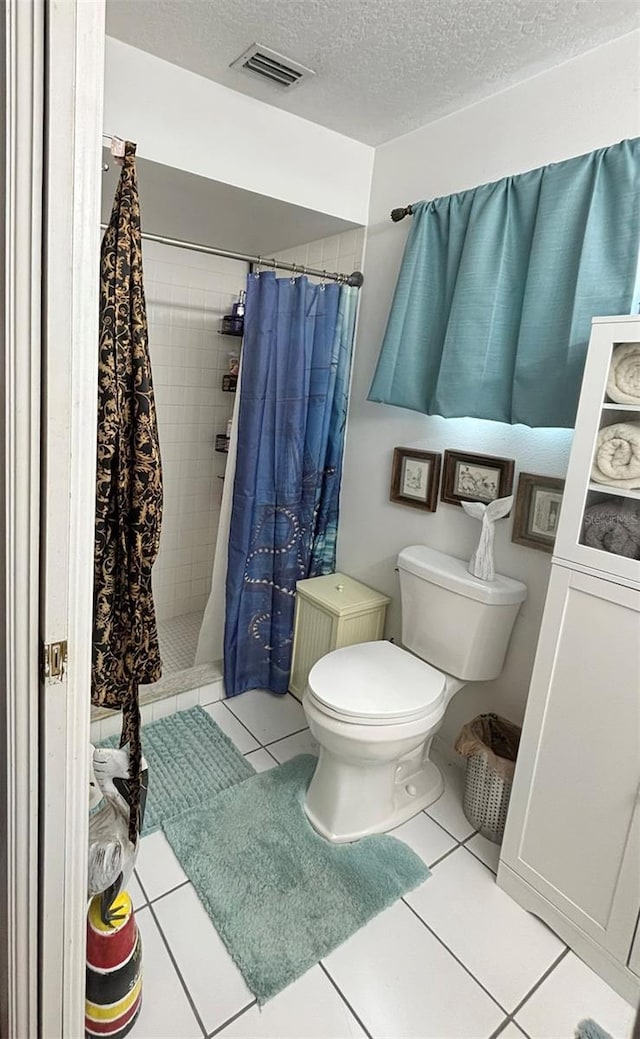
[302, 545, 527, 843]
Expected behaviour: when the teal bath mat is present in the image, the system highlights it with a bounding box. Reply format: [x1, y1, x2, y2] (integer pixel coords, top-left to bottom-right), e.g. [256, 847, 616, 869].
[99, 705, 254, 835]
[163, 754, 430, 1003]
[575, 1022, 613, 1039]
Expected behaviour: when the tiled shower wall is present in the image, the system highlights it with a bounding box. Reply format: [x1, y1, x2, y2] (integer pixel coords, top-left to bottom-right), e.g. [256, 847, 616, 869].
[144, 239, 248, 622]
[269, 226, 365, 285]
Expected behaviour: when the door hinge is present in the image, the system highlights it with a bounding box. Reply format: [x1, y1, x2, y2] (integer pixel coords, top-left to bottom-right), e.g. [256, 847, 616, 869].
[42, 640, 68, 683]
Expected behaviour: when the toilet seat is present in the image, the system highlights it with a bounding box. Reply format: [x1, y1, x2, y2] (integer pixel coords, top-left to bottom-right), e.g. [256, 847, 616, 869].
[307, 640, 445, 725]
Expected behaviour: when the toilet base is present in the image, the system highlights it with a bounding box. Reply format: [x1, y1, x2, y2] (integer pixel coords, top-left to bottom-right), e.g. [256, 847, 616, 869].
[304, 755, 444, 844]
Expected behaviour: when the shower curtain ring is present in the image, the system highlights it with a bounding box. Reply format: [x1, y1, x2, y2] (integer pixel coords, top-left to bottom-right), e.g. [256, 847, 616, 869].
[290, 264, 297, 285]
[255, 257, 262, 278]
[320, 270, 327, 291]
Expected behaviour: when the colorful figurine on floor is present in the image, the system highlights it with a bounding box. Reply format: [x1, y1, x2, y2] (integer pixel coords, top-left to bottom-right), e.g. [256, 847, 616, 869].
[86, 742, 148, 1038]
[86, 890, 142, 1039]
[88, 743, 148, 923]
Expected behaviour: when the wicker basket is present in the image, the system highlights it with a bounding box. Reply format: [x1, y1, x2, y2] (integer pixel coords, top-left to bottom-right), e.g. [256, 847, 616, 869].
[462, 751, 513, 843]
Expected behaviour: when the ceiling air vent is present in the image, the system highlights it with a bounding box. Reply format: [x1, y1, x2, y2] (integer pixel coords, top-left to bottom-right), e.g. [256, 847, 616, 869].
[230, 43, 315, 89]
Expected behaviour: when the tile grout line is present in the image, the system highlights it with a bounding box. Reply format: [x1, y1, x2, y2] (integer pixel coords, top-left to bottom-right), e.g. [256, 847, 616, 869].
[218, 699, 264, 748]
[424, 808, 475, 844]
[487, 1016, 515, 1039]
[400, 896, 510, 1017]
[463, 843, 498, 875]
[145, 896, 211, 1039]
[427, 840, 464, 870]
[458, 841, 501, 878]
[245, 746, 280, 767]
[318, 961, 375, 1039]
[134, 864, 209, 1037]
[264, 724, 309, 749]
[147, 877, 191, 906]
[206, 998, 258, 1038]
[221, 698, 310, 754]
[490, 1012, 531, 1038]
[503, 946, 570, 1027]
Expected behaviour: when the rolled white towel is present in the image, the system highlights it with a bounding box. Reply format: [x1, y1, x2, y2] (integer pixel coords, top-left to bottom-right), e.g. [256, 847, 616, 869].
[591, 422, 640, 489]
[606, 343, 640, 404]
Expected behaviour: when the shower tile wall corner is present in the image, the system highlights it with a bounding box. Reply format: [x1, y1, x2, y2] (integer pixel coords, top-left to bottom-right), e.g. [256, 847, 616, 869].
[144, 239, 248, 623]
[269, 227, 365, 284]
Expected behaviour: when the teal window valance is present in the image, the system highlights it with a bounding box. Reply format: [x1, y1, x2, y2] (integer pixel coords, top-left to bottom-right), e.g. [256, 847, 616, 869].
[368, 138, 640, 428]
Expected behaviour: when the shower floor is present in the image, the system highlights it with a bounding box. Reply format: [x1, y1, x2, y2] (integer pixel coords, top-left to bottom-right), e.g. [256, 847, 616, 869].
[138, 608, 222, 705]
[157, 610, 204, 675]
[91, 610, 222, 722]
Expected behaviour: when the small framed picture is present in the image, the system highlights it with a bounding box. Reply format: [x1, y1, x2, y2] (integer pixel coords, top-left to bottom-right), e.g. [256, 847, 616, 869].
[390, 447, 441, 512]
[441, 450, 515, 507]
[512, 472, 565, 552]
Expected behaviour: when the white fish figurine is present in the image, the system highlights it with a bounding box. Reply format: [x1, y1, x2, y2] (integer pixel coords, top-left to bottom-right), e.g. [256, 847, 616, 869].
[461, 495, 513, 582]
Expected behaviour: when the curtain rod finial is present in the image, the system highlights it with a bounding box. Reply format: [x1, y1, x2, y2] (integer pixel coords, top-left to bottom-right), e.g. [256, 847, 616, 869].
[390, 205, 413, 222]
[348, 271, 364, 288]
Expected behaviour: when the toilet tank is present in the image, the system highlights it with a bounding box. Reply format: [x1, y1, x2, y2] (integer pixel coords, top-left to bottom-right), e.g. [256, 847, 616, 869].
[397, 545, 527, 681]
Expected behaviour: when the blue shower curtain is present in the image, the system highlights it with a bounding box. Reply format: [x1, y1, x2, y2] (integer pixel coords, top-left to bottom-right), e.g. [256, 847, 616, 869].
[224, 272, 358, 697]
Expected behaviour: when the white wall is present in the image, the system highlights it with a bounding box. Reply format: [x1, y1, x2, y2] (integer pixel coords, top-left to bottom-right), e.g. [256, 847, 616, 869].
[338, 31, 640, 750]
[104, 38, 374, 226]
[144, 239, 247, 624]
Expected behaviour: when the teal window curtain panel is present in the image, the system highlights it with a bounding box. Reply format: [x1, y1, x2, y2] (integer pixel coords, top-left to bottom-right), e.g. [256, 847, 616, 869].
[368, 139, 640, 428]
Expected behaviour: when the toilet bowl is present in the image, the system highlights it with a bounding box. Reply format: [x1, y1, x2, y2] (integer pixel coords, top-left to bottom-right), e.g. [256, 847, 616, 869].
[303, 640, 462, 842]
[302, 546, 527, 843]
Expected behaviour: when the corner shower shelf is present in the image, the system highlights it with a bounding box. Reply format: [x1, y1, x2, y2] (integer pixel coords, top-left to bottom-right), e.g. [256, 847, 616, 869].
[222, 374, 237, 392]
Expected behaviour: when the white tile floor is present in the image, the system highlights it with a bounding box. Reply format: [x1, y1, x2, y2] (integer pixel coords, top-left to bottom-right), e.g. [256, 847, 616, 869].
[128, 691, 638, 1039]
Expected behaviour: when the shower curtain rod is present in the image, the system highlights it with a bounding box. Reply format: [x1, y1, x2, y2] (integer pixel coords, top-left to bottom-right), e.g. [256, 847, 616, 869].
[98, 225, 364, 288]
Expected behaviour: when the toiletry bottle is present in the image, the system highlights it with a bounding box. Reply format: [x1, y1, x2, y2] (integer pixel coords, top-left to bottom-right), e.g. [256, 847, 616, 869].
[232, 290, 245, 319]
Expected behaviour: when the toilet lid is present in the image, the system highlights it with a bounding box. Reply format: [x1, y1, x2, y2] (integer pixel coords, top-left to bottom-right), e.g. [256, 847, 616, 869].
[308, 641, 445, 722]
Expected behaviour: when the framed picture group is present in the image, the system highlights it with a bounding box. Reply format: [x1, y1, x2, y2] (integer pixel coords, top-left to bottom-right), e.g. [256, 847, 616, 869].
[389, 446, 565, 554]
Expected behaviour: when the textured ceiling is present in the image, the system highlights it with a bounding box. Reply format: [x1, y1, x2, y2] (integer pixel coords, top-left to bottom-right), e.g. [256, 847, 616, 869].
[105, 0, 640, 145]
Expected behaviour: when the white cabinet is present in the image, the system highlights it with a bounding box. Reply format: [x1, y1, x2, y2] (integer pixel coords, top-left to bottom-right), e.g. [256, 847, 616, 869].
[499, 565, 640, 1000]
[499, 316, 640, 1004]
[289, 573, 390, 701]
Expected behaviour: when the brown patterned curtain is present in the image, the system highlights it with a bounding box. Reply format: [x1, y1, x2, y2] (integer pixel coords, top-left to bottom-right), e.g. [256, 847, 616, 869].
[92, 141, 163, 842]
